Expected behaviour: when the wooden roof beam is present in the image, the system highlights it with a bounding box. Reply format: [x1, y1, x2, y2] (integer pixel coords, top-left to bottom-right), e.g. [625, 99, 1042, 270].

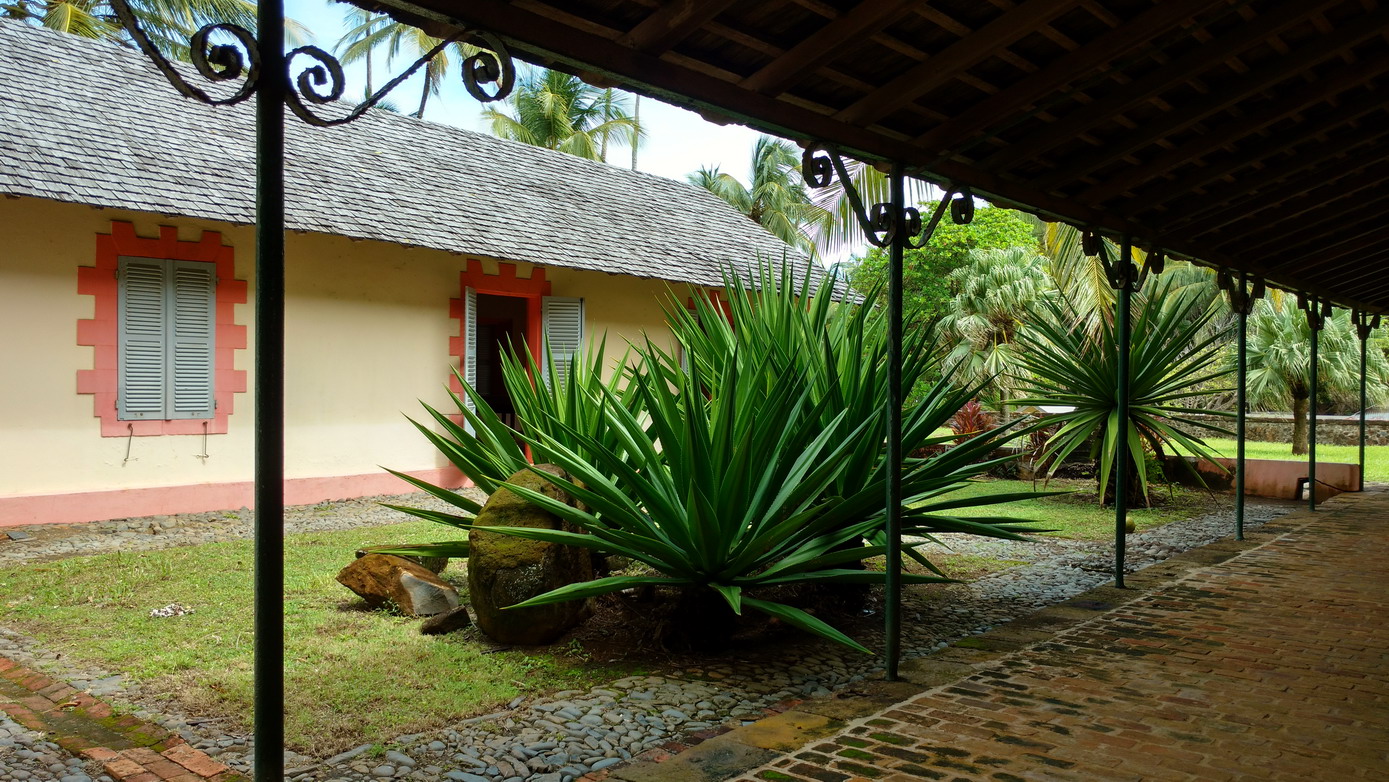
[1122, 122, 1383, 226]
[1313, 250, 1389, 294]
[912, 0, 1223, 160]
[616, 0, 741, 55]
[1116, 102, 1389, 216]
[834, 0, 1082, 127]
[980, 0, 1342, 171]
[1161, 143, 1389, 236]
[1073, 52, 1389, 207]
[740, 0, 919, 95]
[1265, 219, 1389, 272]
[1227, 191, 1389, 258]
[1195, 165, 1389, 246]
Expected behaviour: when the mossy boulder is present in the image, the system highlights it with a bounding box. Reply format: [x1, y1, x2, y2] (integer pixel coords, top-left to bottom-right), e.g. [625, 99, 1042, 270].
[468, 464, 593, 645]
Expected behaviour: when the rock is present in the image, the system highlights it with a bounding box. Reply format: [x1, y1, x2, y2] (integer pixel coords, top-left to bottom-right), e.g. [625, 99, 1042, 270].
[468, 465, 594, 645]
[356, 546, 448, 574]
[337, 554, 459, 616]
[420, 606, 473, 635]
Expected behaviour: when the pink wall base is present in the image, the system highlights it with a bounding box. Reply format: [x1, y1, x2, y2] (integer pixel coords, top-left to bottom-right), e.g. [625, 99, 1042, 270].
[0, 467, 469, 528]
[1192, 457, 1361, 502]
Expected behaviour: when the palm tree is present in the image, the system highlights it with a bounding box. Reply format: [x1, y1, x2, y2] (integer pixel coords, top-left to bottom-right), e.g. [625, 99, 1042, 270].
[4, 0, 306, 60]
[938, 246, 1053, 420]
[482, 69, 643, 162]
[689, 136, 827, 256]
[1243, 296, 1389, 454]
[335, 13, 467, 118]
[809, 160, 932, 259]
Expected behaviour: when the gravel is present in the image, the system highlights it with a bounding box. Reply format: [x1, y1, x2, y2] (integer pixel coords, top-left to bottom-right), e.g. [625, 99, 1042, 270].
[0, 494, 1296, 782]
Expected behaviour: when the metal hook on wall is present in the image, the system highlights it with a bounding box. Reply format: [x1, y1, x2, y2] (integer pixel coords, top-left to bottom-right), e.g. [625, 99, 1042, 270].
[123, 423, 138, 465]
[195, 420, 211, 461]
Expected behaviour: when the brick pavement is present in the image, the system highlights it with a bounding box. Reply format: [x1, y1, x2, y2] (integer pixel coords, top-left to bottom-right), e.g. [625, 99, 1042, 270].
[0, 655, 243, 781]
[729, 491, 1389, 782]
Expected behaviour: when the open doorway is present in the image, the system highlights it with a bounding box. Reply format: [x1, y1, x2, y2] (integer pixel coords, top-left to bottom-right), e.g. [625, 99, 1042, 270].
[474, 293, 530, 428]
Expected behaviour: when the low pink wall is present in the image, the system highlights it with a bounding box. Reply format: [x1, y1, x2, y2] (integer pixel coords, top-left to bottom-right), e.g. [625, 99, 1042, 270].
[0, 467, 468, 527]
[1191, 457, 1361, 502]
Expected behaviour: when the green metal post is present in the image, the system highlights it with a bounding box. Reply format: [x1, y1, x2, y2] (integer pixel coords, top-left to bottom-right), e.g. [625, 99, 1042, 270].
[253, 2, 286, 779]
[1360, 328, 1368, 491]
[1236, 276, 1247, 540]
[884, 163, 905, 680]
[1308, 309, 1319, 511]
[1113, 242, 1131, 589]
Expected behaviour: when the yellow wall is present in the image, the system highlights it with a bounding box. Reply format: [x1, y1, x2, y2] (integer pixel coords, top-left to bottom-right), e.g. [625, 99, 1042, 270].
[0, 197, 685, 512]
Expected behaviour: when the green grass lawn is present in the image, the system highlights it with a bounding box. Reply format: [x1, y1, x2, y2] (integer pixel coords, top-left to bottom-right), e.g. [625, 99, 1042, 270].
[0, 522, 621, 755]
[936, 478, 1226, 540]
[1189, 438, 1389, 482]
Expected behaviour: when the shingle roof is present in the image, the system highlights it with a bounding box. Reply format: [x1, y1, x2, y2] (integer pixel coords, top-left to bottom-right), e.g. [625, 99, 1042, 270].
[0, 20, 816, 289]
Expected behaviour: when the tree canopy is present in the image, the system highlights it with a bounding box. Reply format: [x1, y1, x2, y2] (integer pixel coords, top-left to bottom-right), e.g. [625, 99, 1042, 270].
[849, 204, 1037, 325]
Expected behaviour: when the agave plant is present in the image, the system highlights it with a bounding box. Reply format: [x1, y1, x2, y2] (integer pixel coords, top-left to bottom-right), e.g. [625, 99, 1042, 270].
[1016, 280, 1233, 504]
[386, 262, 1046, 652]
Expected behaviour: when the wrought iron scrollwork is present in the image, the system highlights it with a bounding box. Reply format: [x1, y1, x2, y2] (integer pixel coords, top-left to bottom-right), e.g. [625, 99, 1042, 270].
[110, 0, 515, 125]
[1088, 231, 1141, 291]
[1217, 270, 1264, 316]
[462, 33, 516, 102]
[1297, 293, 1331, 331]
[1354, 310, 1382, 341]
[800, 143, 959, 249]
[111, 0, 260, 105]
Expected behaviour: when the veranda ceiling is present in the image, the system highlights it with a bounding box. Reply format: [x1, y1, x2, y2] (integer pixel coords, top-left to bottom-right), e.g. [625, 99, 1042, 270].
[345, 0, 1389, 313]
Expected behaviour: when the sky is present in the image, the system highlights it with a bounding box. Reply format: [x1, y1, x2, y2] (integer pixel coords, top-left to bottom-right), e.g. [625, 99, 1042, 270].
[282, 0, 764, 184]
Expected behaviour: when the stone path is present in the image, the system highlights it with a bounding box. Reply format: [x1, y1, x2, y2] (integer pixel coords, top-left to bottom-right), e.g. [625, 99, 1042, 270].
[592, 489, 1389, 782]
[0, 657, 242, 782]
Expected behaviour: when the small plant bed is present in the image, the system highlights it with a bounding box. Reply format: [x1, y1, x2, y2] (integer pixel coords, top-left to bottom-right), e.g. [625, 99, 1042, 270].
[938, 478, 1226, 541]
[0, 521, 625, 756]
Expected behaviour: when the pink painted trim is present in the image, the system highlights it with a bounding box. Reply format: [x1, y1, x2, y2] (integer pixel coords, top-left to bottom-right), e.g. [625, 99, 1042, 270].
[448, 259, 551, 395]
[77, 223, 248, 437]
[0, 467, 470, 527]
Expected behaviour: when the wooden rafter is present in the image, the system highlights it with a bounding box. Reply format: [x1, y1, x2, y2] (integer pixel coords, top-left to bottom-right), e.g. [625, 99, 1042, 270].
[1150, 130, 1389, 229]
[1074, 51, 1389, 206]
[912, 0, 1223, 160]
[834, 0, 1081, 127]
[616, 0, 741, 55]
[1127, 121, 1389, 223]
[980, 0, 1342, 171]
[1233, 191, 1389, 262]
[1197, 168, 1389, 246]
[740, 0, 919, 95]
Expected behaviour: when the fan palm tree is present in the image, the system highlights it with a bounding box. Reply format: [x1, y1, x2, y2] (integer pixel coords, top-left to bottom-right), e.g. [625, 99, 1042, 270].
[1243, 296, 1389, 454]
[482, 69, 643, 162]
[4, 0, 306, 60]
[938, 246, 1053, 420]
[689, 136, 828, 256]
[335, 13, 468, 118]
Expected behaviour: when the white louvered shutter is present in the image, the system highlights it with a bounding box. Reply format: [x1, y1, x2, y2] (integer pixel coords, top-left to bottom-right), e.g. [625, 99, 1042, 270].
[118, 258, 169, 419]
[168, 260, 216, 419]
[542, 296, 584, 388]
[463, 286, 478, 412]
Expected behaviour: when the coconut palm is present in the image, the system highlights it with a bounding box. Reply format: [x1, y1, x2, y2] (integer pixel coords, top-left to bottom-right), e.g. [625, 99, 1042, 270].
[335, 13, 468, 118]
[688, 136, 828, 257]
[1243, 296, 1389, 454]
[4, 0, 306, 60]
[938, 246, 1053, 420]
[482, 68, 643, 162]
[808, 160, 934, 259]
